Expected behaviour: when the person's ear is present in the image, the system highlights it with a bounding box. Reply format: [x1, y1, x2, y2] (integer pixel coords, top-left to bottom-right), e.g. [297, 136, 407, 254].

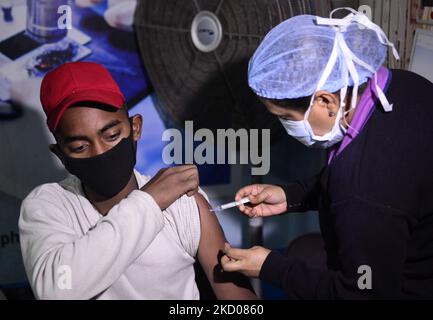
[130, 114, 143, 142]
[49, 144, 65, 165]
[314, 91, 340, 116]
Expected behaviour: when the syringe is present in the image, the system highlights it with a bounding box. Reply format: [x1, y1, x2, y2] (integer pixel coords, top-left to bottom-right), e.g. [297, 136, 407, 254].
[210, 197, 251, 213]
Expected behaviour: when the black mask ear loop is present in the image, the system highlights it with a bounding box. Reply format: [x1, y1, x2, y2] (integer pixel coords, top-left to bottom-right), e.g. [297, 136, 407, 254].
[128, 116, 138, 152]
[128, 116, 139, 190]
[128, 116, 134, 134]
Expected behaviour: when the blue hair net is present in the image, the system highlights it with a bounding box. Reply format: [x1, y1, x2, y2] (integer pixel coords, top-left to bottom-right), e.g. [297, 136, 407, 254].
[248, 13, 389, 100]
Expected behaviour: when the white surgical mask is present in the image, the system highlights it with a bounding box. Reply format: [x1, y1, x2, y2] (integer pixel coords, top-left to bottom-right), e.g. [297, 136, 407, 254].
[279, 106, 347, 149]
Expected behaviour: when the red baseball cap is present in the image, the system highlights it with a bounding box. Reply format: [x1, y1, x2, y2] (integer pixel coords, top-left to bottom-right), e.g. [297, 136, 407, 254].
[40, 62, 125, 132]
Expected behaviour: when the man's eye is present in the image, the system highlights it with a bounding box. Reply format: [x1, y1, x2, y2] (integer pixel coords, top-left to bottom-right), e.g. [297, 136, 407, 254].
[71, 145, 87, 153]
[106, 133, 120, 141]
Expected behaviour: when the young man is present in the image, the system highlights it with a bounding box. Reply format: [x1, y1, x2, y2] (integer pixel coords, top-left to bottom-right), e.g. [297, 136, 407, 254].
[19, 62, 256, 300]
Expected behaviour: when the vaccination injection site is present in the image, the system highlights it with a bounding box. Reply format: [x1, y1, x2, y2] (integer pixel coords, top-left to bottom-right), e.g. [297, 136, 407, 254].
[2, 0, 433, 306]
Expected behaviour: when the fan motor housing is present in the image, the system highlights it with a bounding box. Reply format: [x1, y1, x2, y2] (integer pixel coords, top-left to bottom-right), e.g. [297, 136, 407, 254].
[191, 11, 223, 53]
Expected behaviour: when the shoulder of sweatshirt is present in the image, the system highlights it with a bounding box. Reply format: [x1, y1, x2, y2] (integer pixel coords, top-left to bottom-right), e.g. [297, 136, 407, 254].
[19, 170, 209, 229]
[22, 170, 146, 209]
[22, 181, 72, 209]
[19, 176, 84, 230]
[133, 169, 210, 208]
[388, 69, 433, 104]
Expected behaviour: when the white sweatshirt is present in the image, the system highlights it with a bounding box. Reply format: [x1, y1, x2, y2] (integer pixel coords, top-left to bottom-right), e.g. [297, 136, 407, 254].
[19, 170, 202, 300]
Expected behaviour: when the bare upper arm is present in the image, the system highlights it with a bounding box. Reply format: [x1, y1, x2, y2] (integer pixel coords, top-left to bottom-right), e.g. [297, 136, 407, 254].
[194, 193, 257, 300]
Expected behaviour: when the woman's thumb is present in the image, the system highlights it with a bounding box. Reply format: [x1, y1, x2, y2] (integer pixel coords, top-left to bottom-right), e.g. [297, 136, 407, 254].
[249, 190, 268, 204]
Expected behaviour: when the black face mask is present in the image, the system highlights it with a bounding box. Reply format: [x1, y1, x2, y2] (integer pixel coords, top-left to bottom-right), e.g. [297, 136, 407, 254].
[62, 120, 137, 198]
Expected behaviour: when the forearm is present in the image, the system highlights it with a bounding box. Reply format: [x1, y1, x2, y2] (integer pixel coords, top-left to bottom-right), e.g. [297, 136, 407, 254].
[260, 197, 410, 299]
[281, 173, 322, 213]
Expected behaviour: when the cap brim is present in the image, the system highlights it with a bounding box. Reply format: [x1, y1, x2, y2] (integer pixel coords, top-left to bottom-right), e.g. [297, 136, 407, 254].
[48, 89, 125, 132]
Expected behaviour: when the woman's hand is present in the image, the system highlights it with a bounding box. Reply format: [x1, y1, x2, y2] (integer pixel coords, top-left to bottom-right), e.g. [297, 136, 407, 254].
[221, 243, 271, 278]
[235, 184, 287, 218]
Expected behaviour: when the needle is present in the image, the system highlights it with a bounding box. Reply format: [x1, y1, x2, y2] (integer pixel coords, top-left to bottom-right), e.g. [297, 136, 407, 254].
[210, 197, 251, 213]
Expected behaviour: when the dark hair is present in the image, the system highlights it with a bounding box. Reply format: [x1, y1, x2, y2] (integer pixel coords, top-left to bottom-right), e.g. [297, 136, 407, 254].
[267, 83, 368, 111]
